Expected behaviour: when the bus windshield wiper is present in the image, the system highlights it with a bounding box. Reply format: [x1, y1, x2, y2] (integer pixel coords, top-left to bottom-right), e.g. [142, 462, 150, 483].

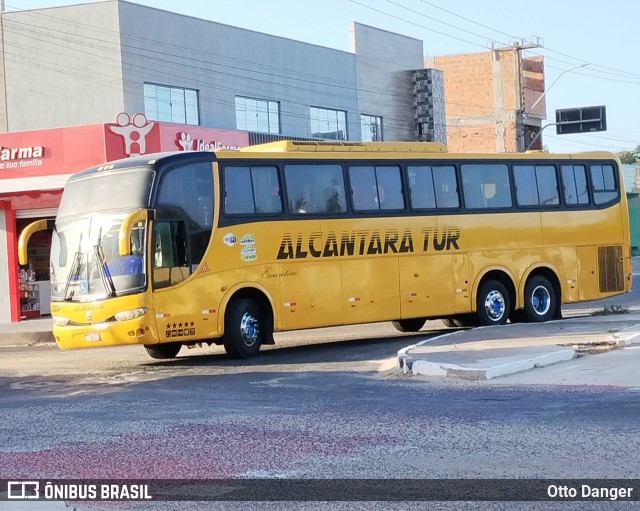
[93, 229, 116, 298]
[93, 245, 116, 297]
[63, 232, 84, 301]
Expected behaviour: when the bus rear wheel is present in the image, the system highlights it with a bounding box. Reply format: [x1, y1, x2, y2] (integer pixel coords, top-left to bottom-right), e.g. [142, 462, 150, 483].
[391, 318, 427, 332]
[476, 280, 510, 326]
[223, 298, 263, 358]
[144, 342, 182, 359]
[523, 276, 556, 322]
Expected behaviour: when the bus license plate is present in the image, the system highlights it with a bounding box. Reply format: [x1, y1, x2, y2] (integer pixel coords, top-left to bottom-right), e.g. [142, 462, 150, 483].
[85, 332, 101, 342]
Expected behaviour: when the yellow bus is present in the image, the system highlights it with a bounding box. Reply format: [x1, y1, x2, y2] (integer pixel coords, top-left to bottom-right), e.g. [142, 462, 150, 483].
[19, 141, 631, 359]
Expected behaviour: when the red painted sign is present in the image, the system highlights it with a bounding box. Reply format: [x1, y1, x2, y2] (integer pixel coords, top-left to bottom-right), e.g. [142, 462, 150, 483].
[0, 124, 106, 180]
[160, 122, 249, 152]
[0, 113, 251, 185]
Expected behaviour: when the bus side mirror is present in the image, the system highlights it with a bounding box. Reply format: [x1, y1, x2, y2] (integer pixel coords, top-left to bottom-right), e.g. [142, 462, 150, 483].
[18, 219, 55, 265]
[118, 209, 155, 256]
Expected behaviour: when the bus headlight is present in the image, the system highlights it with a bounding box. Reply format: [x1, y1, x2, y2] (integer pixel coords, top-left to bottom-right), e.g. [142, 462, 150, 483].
[114, 308, 148, 322]
[52, 316, 69, 326]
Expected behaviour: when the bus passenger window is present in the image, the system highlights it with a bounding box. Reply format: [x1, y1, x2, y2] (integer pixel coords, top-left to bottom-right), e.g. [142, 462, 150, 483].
[591, 164, 618, 205]
[284, 164, 345, 215]
[514, 165, 558, 207]
[408, 165, 458, 209]
[433, 166, 459, 208]
[461, 164, 511, 209]
[408, 166, 436, 209]
[349, 165, 403, 211]
[561, 165, 589, 206]
[224, 166, 282, 215]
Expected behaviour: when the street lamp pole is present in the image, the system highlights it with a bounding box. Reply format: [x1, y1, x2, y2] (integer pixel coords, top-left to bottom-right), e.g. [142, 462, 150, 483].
[530, 62, 589, 114]
[524, 63, 589, 151]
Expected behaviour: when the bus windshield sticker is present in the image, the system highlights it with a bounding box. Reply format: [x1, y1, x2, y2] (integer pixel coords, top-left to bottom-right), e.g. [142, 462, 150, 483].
[240, 233, 255, 245]
[223, 233, 237, 247]
[241, 245, 257, 262]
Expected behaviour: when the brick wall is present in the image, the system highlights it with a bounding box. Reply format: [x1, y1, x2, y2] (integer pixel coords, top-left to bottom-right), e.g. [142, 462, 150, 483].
[427, 49, 544, 153]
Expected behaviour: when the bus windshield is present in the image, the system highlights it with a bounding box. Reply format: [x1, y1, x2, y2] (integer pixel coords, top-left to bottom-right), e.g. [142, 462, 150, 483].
[57, 167, 154, 218]
[50, 166, 154, 301]
[51, 214, 147, 301]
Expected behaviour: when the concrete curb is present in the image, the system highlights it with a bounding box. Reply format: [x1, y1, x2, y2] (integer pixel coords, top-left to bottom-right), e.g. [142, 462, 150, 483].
[0, 331, 54, 346]
[409, 348, 576, 380]
[397, 315, 640, 381]
[613, 328, 640, 347]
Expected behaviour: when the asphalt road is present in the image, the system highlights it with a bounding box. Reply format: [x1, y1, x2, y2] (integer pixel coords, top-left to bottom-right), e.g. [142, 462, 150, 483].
[2, 314, 640, 511]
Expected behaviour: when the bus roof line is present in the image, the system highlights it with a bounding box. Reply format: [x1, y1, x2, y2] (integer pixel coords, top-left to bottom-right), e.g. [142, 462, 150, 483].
[238, 140, 449, 153]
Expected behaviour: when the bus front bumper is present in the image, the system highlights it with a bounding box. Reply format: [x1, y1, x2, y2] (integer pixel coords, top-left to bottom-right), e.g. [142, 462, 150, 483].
[53, 316, 156, 349]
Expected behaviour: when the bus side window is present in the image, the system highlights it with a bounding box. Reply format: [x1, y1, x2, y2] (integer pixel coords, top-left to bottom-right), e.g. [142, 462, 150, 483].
[285, 164, 346, 215]
[433, 166, 459, 209]
[591, 164, 618, 205]
[561, 165, 589, 206]
[461, 164, 510, 209]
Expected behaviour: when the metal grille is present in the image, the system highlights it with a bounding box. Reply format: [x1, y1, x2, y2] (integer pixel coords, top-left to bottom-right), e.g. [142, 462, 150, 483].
[248, 133, 319, 146]
[598, 245, 624, 293]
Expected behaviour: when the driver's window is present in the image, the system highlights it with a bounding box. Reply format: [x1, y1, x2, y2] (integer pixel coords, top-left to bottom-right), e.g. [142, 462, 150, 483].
[153, 161, 213, 289]
[153, 221, 188, 289]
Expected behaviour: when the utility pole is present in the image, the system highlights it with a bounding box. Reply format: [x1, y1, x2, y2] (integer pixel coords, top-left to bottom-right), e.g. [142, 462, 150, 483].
[512, 39, 541, 152]
[490, 39, 540, 152]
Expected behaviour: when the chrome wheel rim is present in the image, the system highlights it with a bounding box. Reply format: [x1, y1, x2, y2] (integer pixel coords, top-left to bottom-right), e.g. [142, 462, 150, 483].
[239, 312, 260, 347]
[484, 290, 506, 321]
[531, 285, 551, 316]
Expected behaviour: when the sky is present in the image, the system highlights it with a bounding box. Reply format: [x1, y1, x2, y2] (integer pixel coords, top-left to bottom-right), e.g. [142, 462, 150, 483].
[10, 0, 640, 154]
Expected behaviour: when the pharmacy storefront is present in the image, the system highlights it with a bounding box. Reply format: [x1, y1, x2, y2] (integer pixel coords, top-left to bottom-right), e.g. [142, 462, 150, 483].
[0, 114, 249, 322]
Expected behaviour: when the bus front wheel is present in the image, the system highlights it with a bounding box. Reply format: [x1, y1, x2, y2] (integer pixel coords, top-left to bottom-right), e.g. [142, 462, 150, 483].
[223, 298, 263, 358]
[144, 342, 182, 359]
[523, 276, 556, 322]
[391, 318, 427, 332]
[476, 280, 510, 326]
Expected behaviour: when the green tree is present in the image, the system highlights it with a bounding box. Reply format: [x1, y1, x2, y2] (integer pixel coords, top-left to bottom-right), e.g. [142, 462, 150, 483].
[618, 145, 640, 164]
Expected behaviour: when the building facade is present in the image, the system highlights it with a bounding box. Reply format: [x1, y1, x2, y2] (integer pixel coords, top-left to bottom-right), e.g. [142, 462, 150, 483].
[426, 46, 545, 153]
[0, 1, 428, 142]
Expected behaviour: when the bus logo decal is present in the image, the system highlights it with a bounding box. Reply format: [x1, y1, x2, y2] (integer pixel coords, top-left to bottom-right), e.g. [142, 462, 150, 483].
[240, 233, 255, 245]
[276, 227, 458, 260]
[421, 227, 460, 252]
[223, 233, 237, 246]
[165, 321, 197, 339]
[261, 266, 298, 279]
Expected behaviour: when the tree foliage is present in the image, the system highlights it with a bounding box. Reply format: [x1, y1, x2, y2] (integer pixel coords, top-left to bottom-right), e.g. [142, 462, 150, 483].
[618, 145, 640, 164]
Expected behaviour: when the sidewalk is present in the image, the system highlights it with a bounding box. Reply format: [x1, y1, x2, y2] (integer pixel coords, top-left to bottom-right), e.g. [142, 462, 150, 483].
[397, 310, 640, 380]
[0, 316, 54, 346]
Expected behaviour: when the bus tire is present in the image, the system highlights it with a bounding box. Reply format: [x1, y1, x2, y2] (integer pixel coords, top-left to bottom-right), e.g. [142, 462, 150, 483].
[144, 342, 182, 359]
[509, 309, 527, 323]
[442, 316, 476, 328]
[523, 276, 555, 322]
[476, 280, 510, 326]
[391, 318, 426, 332]
[223, 298, 263, 358]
